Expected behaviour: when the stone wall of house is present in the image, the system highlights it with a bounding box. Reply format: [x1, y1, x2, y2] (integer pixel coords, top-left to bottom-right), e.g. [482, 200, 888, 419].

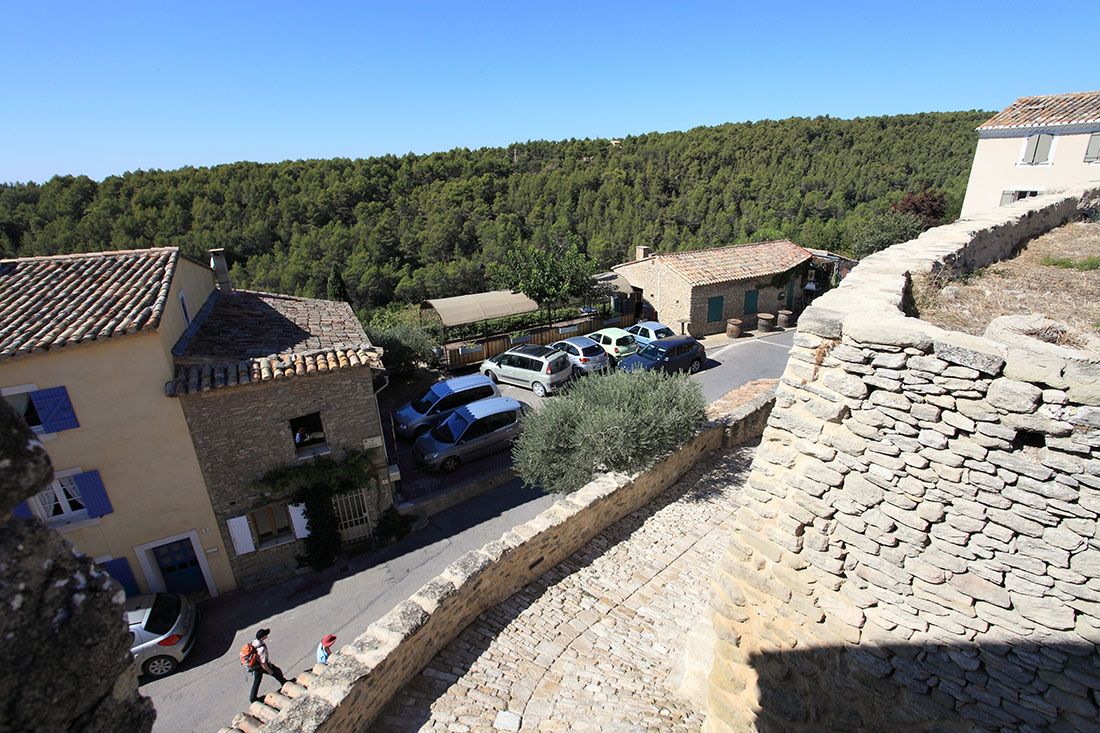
[179, 369, 390, 589]
[705, 185, 1100, 732]
[0, 400, 156, 732]
[219, 381, 777, 733]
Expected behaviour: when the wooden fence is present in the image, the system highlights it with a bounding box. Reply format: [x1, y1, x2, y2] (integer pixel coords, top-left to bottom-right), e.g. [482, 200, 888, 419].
[440, 312, 637, 369]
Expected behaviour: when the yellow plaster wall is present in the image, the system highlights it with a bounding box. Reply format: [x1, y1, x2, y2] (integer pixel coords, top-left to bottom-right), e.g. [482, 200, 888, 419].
[0, 330, 236, 595]
[156, 255, 216, 362]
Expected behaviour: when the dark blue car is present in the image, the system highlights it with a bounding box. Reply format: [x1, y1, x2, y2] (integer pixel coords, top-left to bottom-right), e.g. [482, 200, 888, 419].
[617, 335, 706, 374]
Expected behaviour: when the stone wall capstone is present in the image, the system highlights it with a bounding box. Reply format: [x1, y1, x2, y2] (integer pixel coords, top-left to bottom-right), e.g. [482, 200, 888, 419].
[0, 399, 156, 733]
[705, 185, 1100, 732]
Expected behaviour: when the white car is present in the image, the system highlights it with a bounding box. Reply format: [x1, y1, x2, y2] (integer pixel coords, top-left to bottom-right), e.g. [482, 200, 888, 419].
[127, 593, 198, 677]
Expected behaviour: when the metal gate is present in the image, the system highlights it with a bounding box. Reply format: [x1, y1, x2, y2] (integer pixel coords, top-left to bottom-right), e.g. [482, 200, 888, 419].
[331, 485, 375, 544]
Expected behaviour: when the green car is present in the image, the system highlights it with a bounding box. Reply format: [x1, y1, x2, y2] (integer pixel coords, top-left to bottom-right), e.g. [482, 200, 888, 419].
[587, 327, 638, 366]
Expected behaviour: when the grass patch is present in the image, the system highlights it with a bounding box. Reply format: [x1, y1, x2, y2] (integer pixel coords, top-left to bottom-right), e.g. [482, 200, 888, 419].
[1041, 255, 1100, 271]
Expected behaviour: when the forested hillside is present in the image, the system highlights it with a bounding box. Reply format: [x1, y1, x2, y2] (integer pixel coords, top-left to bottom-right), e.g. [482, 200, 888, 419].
[0, 111, 987, 312]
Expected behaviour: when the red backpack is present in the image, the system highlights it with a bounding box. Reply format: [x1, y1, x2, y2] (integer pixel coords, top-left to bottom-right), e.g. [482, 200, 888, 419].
[240, 643, 259, 671]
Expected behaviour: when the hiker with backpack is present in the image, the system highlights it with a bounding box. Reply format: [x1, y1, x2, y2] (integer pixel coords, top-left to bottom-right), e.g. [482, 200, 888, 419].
[241, 628, 288, 704]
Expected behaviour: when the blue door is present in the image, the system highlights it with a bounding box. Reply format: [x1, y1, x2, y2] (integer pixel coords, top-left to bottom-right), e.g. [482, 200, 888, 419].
[743, 290, 759, 315]
[152, 540, 206, 595]
[786, 281, 795, 309]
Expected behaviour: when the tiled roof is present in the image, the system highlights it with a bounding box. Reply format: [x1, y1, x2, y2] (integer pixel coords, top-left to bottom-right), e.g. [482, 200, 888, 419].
[617, 240, 811, 287]
[168, 289, 382, 395]
[0, 248, 181, 362]
[978, 90, 1100, 130]
[166, 344, 383, 396]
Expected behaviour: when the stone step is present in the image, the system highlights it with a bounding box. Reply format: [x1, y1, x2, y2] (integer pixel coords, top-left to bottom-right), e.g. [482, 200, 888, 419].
[217, 728, 242, 733]
[282, 680, 309, 698]
[296, 671, 317, 687]
[231, 713, 266, 733]
[248, 701, 280, 724]
[264, 691, 294, 710]
[311, 663, 328, 676]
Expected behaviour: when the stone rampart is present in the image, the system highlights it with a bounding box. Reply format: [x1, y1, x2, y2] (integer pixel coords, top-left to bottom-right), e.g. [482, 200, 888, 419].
[221, 381, 776, 733]
[706, 185, 1100, 731]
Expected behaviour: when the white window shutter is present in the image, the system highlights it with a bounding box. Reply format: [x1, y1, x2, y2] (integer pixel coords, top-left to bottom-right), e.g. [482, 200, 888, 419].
[288, 503, 310, 539]
[1034, 134, 1053, 164]
[227, 515, 255, 555]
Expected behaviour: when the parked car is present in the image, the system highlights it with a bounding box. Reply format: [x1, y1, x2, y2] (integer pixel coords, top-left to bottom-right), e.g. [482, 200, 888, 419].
[618, 335, 706, 374]
[550, 336, 608, 375]
[393, 374, 499, 438]
[626, 321, 676, 347]
[414, 396, 527, 472]
[127, 592, 198, 678]
[479, 344, 572, 397]
[587, 327, 638, 366]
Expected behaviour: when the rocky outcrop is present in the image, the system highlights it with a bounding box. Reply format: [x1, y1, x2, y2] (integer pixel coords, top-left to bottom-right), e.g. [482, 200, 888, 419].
[0, 399, 155, 732]
[705, 185, 1100, 732]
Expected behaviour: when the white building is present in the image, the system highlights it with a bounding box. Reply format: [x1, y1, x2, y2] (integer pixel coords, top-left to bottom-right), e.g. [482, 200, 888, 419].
[960, 90, 1100, 218]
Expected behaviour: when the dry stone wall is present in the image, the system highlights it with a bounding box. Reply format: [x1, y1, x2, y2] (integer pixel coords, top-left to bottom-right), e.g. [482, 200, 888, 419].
[706, 185, 1100, 732]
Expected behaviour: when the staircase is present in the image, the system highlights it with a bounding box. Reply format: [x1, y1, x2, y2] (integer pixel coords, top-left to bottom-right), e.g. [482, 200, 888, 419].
[218, 665, 325, 733]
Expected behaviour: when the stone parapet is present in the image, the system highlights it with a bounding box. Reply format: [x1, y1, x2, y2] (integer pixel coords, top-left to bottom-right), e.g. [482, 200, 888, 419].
[218, 381, 777, 733]
[705, 185, 1100, 731]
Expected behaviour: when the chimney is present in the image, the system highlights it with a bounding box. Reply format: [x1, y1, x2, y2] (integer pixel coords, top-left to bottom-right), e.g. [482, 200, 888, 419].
[635, 245, 653, 261]
[209, 248, 233, 291]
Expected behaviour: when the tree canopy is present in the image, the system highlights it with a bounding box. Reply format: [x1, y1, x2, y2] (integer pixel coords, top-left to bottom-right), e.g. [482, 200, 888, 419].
[1, 111, 989, 315]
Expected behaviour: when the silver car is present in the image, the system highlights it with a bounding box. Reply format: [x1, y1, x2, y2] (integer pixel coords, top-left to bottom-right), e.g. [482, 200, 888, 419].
[392, 374, 499, 438]
[127, 593, 198, 677]
[551, 336, 608, 375]
[479, 344, 572, 397]
[414, 396, 527, 472]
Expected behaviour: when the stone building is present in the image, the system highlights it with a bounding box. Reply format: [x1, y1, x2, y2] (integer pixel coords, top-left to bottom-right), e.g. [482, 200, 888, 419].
[612, 240, 811, 337]
[0, 247, 237, 598]
[961, 89, 1100, 217]
[166, 260, 388, 590]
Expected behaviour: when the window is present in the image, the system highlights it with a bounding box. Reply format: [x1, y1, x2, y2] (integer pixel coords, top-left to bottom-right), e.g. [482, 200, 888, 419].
[1085, 132, 1100, 163]
[249, 505, 293, 547]
[743, 290, 759, 316]
[179, 292, 191, 325]
[1021, 133, 1053, 165]
[707, 295, 725, 322]
[460, 418, 494, 442]
[999, 190, 1040, 206]
[16, 470, 113, 526]
[2, 385, 79, 434]
[290, 412, 328, 458]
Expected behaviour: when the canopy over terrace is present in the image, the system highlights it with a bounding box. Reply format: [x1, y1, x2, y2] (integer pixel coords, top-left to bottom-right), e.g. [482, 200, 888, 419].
[421, 290, 539, 328]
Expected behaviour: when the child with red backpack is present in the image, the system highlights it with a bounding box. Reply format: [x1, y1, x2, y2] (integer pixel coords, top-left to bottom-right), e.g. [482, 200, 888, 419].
[240, 628, 287, 704]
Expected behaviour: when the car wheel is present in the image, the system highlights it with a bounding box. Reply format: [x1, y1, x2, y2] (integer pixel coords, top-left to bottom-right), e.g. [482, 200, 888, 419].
[441, 456, 461, 473]
[689, 359, 702, 374]
[532, 381, 548, 398]
[486, 370, 498, 384]
[143, 655, 178, 678]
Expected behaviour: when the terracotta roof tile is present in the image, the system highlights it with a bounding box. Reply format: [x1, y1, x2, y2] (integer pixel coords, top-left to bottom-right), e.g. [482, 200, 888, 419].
[978, 90, 1100, 130]
[168, 289, 382, 395]
[0, 248, 181, 362]
[616, 239, 811, 286]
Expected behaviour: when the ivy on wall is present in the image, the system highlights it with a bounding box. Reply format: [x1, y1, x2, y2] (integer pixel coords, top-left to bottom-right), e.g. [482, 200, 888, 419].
[251, 449, 380, 571]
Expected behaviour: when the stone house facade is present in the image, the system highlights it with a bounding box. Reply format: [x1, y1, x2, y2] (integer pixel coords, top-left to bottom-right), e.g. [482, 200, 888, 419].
[612, 240, 812, 337]
[961, 89, 1100, 217]
[167, 273, 387, 590]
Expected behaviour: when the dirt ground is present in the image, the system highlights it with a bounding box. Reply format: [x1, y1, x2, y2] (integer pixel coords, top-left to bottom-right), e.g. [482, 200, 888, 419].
[916, 220, 1100, 346]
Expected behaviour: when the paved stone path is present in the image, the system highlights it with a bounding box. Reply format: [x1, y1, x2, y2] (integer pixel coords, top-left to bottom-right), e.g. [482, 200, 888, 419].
[371, 446, 755, 733]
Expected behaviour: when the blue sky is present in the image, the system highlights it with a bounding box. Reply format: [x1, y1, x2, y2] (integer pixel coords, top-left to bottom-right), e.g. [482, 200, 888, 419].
[2, 1, 1096, 183]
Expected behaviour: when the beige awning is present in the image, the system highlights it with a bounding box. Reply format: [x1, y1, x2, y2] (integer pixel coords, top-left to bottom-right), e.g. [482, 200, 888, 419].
[422, 290, 540, 327]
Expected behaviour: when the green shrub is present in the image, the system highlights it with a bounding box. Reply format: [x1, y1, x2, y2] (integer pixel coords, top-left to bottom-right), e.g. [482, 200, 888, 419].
[365, 314, 439, 376]
[376, 507, 415, 545]
[513, 370, 706, 494]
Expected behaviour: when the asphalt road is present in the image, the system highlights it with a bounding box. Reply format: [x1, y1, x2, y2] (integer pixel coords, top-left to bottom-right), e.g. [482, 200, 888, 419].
[146, 328, 794, 733]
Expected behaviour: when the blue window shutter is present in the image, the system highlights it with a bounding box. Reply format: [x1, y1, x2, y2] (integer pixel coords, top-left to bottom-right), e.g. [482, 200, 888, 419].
[11, 502, 34, 519]
[29, 387, 79, 432]
[100, 558, 140, 596]
[743, 290, 759, 315]
[75, 471, 113, 518]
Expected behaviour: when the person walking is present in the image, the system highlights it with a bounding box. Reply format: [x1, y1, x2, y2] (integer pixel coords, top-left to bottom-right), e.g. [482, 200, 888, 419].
[316, 634, 337, 665]
[248, 628, 288, 704]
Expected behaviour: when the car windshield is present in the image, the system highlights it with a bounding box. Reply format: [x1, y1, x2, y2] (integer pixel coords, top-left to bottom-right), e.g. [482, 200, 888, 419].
[654, 327, 675, 339]
[144, 594, 181, 635]
[410, 385, 444, 414]
[639, 344, 669, 360]
[431, 412, 468, 444]
[581, 344, 603, 357]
